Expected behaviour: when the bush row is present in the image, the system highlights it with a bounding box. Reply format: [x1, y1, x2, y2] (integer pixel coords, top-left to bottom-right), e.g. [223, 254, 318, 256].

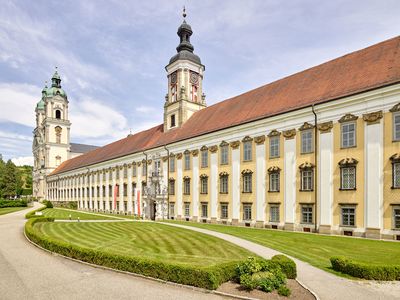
[25, 206, 47, 219]
[0, 199, 28, 208]
[25, 217, 238, 289]
[330, 256, 400, 281]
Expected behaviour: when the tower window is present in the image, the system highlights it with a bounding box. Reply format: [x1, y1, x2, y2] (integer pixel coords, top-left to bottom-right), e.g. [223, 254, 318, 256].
[55, 110, 61, 119]
[171, 114, 176, 127]
[55, 156, 61, 167]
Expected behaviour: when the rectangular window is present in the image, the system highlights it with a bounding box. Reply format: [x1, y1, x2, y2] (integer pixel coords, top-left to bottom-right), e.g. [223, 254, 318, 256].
[301, 170, 313, 191]
[169, 180, 175, 195]
[124, 167, 127, 178]
[200, 177, 208, 194]
[220, 176, 228, 194]
[132, 183, 136, 195]
[142, 164, 147, 176]
[243, 174, 252, 193]
[341, 123, 356, 148]
[393, 163, 400, 188]
[123, 183, 127, 197]
[170, 157, 175, 172]
[269, 173, 280, 192]
[269, 136, 280, 158]
[108, 185, 112, 197]
[201, 150, 208, 168]
[184, 153, 191, 170]
[169, 203, 175, 217]
[341, 207, 355, 226]
[393, 114, 400, 141]
[221, 204, 228, 219]
[301, 130, 313, 153]
[133, 165, 137, 177]
[394, 208, 400, 229]
[220, 145, 229, 165]
[341, 167, 356, 190]
[201, 203, 208, 218]
[243, 142, 252, 161]
[270, 205, 280, 222]
[243, 204, 252, 221]
[171, 114, 176, 127]
[184, 179, 190, 195]
[184, 203, 190, 217]
[301, 205, 313, 223]
[116, 170, 119, 180]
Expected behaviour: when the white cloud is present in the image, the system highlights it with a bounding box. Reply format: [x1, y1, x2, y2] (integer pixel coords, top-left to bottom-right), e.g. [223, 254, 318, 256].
[69, 98, 128, 139]
[12, 156, 33, 166]
[0, 83, 40, 127]
[135, 106, 156, 113]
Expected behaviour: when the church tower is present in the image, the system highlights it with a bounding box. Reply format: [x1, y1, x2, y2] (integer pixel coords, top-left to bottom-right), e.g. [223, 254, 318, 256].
[33, 69, 71, 199]
[164, 8, 206, 132]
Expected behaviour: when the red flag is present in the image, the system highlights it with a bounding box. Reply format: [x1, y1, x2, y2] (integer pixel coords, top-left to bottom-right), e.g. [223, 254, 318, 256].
[137, 190, 141, 216]
[114, 185, 118, 210]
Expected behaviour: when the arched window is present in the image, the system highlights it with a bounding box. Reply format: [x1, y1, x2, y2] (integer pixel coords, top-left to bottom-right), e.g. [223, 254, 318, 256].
[55, 110, 61, 119]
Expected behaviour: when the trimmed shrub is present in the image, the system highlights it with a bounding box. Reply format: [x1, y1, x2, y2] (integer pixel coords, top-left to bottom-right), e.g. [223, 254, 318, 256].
[330, 256, 400, 281]
[278, 285, 291, 297]
[0, 200, 28, 208]
[24, 218, 238, 289]
[42, 200, 53, 208]
[271, 254, 297, 279]
[25, 206, 47, 219]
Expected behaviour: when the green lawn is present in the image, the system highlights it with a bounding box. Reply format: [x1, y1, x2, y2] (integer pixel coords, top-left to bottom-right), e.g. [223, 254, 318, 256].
[33, 221, 253, 266]
[163, 221, 400, 272]
[0, 206, 27, 215]
[41, 208, 120, 220]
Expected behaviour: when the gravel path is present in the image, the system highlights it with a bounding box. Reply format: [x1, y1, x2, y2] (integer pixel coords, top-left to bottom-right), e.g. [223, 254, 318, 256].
[162, 222, 400, 300]
[0, 204, 226, 300]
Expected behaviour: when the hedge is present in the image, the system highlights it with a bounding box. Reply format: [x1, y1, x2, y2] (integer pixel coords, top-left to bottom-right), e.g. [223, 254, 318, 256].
[25, 206, 47, 219]
[271, 255, 297, 279]
[25, 218, 238, 289]
[0, 200, 28, 208]
[330, 256, 400, 281]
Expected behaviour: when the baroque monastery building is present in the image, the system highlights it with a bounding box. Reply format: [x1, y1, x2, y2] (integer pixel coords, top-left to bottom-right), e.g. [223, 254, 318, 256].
[37, 15, 400, 240]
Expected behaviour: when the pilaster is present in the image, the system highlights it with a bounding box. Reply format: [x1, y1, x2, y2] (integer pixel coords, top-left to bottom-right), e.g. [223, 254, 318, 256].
[105, 171, 110, 211]
[284, 133, 296, 229]
[192, 155, 199, 218]
[176, 156, 183, 218]
[127, 165, 133, 214]
[231, 142, 240, 222]
[112, 168, 116, 211]
[255, 140, 266, 223]
[99, 172, 104, 210]
[119, 167, 124, 212]
[210, 149, 218, 221]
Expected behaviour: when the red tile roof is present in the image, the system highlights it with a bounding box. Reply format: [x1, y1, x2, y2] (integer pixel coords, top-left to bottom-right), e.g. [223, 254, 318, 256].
[51, 36, 400, 176]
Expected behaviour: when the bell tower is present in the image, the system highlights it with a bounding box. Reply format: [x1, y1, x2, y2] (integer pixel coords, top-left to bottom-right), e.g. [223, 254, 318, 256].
[32, 68, 71, 199]
[164, 8, 206, 132]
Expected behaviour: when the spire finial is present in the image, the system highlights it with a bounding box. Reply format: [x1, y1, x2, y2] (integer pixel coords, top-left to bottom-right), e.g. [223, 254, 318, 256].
[44, 81, 48, 88]
[182, 6, 186, 19]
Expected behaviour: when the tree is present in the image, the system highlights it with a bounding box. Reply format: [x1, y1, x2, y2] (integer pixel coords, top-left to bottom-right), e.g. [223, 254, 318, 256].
[1, 160, 22, 198]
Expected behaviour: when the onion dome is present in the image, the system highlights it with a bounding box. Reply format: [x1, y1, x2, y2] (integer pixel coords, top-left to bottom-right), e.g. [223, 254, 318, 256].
[169, 8, 202, 66]
[36, 99, 45, 110]
[47, 68, 67, 98]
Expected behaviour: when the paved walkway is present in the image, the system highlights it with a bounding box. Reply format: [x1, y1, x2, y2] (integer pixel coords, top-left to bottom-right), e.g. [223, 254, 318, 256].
[161, 222, 400, 300]
[0, 204, 225, 300]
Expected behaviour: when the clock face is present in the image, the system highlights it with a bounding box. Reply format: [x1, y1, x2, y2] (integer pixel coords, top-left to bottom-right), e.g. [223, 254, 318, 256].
[190, 72, 199, 84]
[170, 72, 177, 84]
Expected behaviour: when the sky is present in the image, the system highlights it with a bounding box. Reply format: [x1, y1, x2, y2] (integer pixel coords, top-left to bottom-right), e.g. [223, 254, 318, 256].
[0, 0, 399, 166]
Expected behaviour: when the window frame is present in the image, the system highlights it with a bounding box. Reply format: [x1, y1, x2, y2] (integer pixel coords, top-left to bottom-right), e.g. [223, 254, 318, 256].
[269, 205, 280, 222]
[220, 175, 229, 194]
[301, 130, 313, 154]
[220, 145, 229, 165]
[242, 173, 252, 193]
[201, 203, 208, 218]
[243, 204, 252, 221]
[301, 205, 313, 224]
[201, 150, 208, 168]
[168, 179, 175, 195]
[392, 162, 400, 189]
[243, 141, 252, 162]
[341, 122, 356, 148]
[393, 112, 400, 141]
[200, 177, 208, 194]
[169, 203, 175, 217]
[393, 207, 400, 230]
[269, 136, 280, 158]
[184, 202, 190, 217]
[221, 204, 228, 219]
[341, 206, 356, 227]
[169, 157, 175, 172]
[183, 178, 191, 195]
[184, 152, 191, 170]
[170, 114, 176, 128]
[340, 166, 356, 190]
[300, 169, 314, 191]
[269, 172, 280, 192]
